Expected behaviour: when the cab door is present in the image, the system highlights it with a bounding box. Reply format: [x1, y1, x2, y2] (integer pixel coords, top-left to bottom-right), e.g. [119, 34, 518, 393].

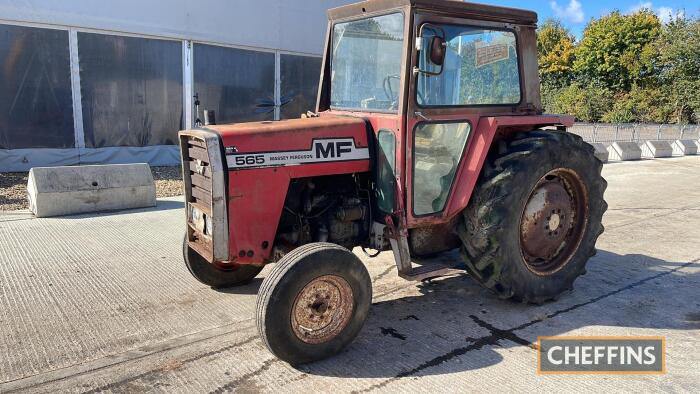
[405, 13, 524, 227]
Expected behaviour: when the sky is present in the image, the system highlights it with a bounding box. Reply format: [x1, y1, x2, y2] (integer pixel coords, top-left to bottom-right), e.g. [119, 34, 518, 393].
[474, 0, 698, 37]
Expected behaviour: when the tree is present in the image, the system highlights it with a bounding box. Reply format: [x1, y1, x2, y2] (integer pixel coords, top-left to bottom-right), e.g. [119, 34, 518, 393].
[547, 83, 612, 122]
[601, 85, 672, 123]
[537, 19, 576, 88]
[574, 10, 661, 91]
[654, 16, 700, 123]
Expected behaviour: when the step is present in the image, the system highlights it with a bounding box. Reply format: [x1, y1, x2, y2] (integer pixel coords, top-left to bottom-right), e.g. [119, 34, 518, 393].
[398, 263, 463, 281]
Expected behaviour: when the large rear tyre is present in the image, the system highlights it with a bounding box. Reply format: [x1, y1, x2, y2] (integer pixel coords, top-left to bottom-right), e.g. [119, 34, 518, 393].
[182, 234, 263, 288]
[256, 242, 371, 365]
[458, 131, 607, 304]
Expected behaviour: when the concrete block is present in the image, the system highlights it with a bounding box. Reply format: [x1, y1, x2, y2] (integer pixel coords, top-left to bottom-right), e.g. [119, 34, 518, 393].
[641, 140, 673, 159]
[588, 142, 609, 163]
[607, 142, 642, 161]
[672, 140, 698, 156]
[27, 164, 156, 218]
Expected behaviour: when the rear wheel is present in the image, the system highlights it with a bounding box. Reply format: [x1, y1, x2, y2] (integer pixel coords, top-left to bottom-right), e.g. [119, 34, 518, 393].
[458, 131, 607, 303]
[182, 234, 263, 288]
[256, 242, 371, 365]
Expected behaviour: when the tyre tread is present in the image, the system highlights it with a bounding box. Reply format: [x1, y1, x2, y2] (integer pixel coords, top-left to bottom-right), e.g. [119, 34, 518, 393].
[459, 130, 607, 304]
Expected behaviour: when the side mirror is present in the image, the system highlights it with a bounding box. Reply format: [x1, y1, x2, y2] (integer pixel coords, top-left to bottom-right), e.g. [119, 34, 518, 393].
[415, 24, 446, 76]
[429, 36, 446, 66]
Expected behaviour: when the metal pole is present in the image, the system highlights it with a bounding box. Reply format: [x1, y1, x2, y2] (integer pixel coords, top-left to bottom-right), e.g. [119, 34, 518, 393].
[593, 124, 598, 143]
[68, 29, 85, 163]
[274, 51, 281, 121]
[183, 40, 194, 129]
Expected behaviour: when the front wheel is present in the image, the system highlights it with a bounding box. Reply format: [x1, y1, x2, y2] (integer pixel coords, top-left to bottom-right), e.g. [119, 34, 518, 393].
[182, 234, 263, 288]
[256, 243, 371, 365]
[458, 131, 607, 304]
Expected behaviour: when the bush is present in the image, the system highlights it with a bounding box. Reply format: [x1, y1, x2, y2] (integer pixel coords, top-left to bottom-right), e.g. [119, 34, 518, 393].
[601, 86, 674, 124]
[545, 83, 612, 123]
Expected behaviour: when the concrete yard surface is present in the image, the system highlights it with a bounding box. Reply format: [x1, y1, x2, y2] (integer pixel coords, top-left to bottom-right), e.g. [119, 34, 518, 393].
[1, 157, 700, 393]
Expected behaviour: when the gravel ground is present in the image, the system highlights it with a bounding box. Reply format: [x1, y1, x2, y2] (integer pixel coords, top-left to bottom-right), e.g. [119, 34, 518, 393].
[0, 172, 29, 211]
[151, 166, 184, 198]
[0, 166, 184, 212]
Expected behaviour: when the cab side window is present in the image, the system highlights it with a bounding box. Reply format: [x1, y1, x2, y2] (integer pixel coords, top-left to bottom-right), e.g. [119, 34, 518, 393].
[376, 130, 396, 214]
[413, 122, 471, 215]
[417, 25, 521, 106]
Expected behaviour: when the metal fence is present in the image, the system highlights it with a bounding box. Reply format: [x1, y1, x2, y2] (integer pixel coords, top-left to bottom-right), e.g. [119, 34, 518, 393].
[569, 123, 700, 145]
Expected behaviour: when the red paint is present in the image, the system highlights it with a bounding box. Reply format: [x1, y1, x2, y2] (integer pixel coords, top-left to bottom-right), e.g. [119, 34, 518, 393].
[209, 116, 370, 263]
[209, 112, 573, 265]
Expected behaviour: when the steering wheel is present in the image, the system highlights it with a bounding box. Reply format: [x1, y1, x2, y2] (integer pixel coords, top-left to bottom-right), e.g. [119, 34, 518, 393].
[383, 74, 401, 110]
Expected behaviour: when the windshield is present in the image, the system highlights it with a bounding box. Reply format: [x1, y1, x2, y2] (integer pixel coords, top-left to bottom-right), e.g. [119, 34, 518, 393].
[331, 13, 405, 112]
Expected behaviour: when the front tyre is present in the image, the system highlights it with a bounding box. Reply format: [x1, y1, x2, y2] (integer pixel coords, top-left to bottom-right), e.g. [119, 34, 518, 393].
[458, 131, 607, 304]
[182, 234, 263, 288]
[256, 243, 371, 365]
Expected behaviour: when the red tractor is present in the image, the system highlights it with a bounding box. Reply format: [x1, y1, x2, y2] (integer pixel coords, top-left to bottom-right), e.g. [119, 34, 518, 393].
[179, 0, 606, 365]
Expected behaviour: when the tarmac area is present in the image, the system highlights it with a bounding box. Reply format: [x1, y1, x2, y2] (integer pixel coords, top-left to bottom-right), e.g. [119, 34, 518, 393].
[1, 157, 699, 393]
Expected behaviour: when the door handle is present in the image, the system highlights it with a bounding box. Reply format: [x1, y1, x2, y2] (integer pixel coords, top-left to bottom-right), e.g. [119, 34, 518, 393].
[414, 111, 431, 121]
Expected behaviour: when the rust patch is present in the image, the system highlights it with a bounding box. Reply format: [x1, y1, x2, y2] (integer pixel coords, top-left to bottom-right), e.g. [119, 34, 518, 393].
[291, 275, 354, 344]
[520, 180, 573, 260]
[206, 115, 367, 139]
[519, 168, 588, 276]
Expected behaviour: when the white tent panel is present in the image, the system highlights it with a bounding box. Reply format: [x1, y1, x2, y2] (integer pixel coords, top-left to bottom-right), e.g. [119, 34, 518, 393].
[0, 0, 351, 55]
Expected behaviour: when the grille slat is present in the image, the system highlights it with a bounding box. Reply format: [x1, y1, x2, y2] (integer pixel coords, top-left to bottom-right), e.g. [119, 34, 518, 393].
[188, 139, 207, 149]
[188, 162, 212, 178]
[188, 146, 210, 163]
[189, 200, 211, 216]
[191, 173, 212, 192]
[191, 186, 212, 205]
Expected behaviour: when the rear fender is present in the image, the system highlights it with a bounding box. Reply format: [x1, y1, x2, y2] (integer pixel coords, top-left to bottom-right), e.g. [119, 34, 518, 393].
[410, 115, 574, 227]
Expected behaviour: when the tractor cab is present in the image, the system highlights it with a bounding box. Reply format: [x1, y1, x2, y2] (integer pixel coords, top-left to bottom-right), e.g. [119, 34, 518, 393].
[317, 0, 543, 228]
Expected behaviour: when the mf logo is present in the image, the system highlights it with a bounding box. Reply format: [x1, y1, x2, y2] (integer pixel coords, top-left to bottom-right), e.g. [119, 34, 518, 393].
[314, 141, 353, 159]
[226, 137, 368, 169]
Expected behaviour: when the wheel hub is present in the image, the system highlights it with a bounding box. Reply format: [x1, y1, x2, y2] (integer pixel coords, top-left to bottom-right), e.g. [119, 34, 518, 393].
[291, 275, 354, 344]
[548, 213, 561, 231]
[519, 169, 588, 275]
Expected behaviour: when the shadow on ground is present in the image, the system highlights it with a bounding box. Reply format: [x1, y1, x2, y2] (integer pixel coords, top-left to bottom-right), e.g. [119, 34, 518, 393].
[57, 199, 185, 219]
[284, 250, 699, 380]
[215, 278, 265, 295]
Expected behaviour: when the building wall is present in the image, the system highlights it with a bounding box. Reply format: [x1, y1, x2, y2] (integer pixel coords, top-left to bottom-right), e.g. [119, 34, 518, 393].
[0, 0, 351, 172]
[0, 0, 347, 55]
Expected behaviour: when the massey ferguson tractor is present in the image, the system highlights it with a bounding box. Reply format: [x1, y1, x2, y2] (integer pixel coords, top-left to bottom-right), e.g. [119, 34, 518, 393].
[179, 0, 607, 365]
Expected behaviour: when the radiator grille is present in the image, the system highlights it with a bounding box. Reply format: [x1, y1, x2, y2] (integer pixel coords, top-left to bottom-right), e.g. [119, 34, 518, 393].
[179, 129, 228, 262]
[183, 135, 214, 261]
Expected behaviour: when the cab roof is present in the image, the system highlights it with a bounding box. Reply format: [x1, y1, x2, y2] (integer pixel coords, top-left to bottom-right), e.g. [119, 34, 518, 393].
[328, 0, 537, 25]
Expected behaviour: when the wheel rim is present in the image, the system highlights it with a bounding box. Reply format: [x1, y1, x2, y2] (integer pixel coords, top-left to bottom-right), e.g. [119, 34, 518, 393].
[519, 168, 589, 276]
[291, 275, 354, 344]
